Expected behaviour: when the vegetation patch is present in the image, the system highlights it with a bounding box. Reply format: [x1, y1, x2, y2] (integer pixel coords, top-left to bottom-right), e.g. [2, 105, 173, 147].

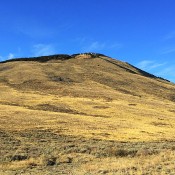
[151, 122, 169, 127]
[93, 105, 110, 109]
[34, 104, 78, 114]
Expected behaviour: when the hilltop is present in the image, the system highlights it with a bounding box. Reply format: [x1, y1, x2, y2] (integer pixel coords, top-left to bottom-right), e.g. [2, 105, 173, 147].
[0, 53, 174, 101]
[0, 53, 175, 174]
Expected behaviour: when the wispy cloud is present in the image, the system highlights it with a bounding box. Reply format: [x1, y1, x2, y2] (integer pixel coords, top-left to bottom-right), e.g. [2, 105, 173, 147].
[0, 55, 3, 61]
[16, 22, 56, 39]
[16, 20, 72, 40]
[108, 43, 123, 49]
[136, 60, 154, 70]
[156, 66, 175, 77]
[161, 47, 175, 54]
[150, 63, 166, 69]
[136, 60, 166, 71]
[7, 53, 15, 59]
[32, 44, 56, 56]
[0, 53, 15, 61]
[74, 36, 123, 52]
[164, 31, 175, 40]
[136, 60, 175, 82]
[80, 39, 122, 52]
[82, 41, 106, 52]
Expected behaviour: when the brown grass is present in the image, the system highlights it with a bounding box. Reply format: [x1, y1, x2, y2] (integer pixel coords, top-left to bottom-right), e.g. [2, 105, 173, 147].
[0, 54, 175, 174]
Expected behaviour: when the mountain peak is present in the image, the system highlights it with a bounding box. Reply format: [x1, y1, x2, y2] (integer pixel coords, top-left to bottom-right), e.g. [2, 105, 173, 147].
[0, 52, 174, 102]
[0, 53, 109, 63]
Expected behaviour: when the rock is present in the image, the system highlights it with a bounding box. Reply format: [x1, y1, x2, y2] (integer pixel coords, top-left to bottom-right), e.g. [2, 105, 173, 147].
[11, 154, 28, 161]
[46, 157, 57, 166]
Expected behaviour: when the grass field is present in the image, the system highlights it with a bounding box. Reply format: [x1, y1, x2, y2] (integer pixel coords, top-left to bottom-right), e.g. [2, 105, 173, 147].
[1, 54, 175, 174]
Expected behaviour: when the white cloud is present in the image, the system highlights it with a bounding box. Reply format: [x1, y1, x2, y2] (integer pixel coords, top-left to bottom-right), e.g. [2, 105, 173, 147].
[7, 53, 15, 59]
[136, 60, 154, 70]
[136, 60, 175, 82]
[0, 53, 15, 61]
[136, 60, 166, 71]
[32, 44, 56, 56]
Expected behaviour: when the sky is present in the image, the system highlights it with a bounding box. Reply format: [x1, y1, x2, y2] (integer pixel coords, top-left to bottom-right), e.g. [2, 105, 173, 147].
[0, 0, 175, 82]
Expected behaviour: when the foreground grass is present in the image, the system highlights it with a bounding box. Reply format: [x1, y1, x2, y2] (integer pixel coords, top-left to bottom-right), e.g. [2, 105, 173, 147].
[1, 82, 175, 174]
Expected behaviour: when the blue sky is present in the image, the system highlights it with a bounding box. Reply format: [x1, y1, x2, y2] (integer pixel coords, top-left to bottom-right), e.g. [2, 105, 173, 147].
[0, 0, 175, 82]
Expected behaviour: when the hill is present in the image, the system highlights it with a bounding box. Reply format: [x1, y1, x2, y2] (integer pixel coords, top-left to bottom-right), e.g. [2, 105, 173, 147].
[0, 53, 175, 174]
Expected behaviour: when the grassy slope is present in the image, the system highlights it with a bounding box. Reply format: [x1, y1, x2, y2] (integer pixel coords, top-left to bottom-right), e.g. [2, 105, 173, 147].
[1, 54, 175, 174]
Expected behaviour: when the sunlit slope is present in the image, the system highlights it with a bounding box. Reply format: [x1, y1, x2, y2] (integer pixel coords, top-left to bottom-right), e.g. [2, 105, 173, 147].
[0, 53, 175, 142]
[0, 54, 174, 101]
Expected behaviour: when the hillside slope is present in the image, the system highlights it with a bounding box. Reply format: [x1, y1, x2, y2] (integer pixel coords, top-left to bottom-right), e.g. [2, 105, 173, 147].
[1, 53, 175, 174]
[0, 53, 174, 101]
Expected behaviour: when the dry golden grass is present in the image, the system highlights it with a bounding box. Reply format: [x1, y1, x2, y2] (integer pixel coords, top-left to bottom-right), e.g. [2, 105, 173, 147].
[75, 150, 175, 174]
[0, 54, 175, 174]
